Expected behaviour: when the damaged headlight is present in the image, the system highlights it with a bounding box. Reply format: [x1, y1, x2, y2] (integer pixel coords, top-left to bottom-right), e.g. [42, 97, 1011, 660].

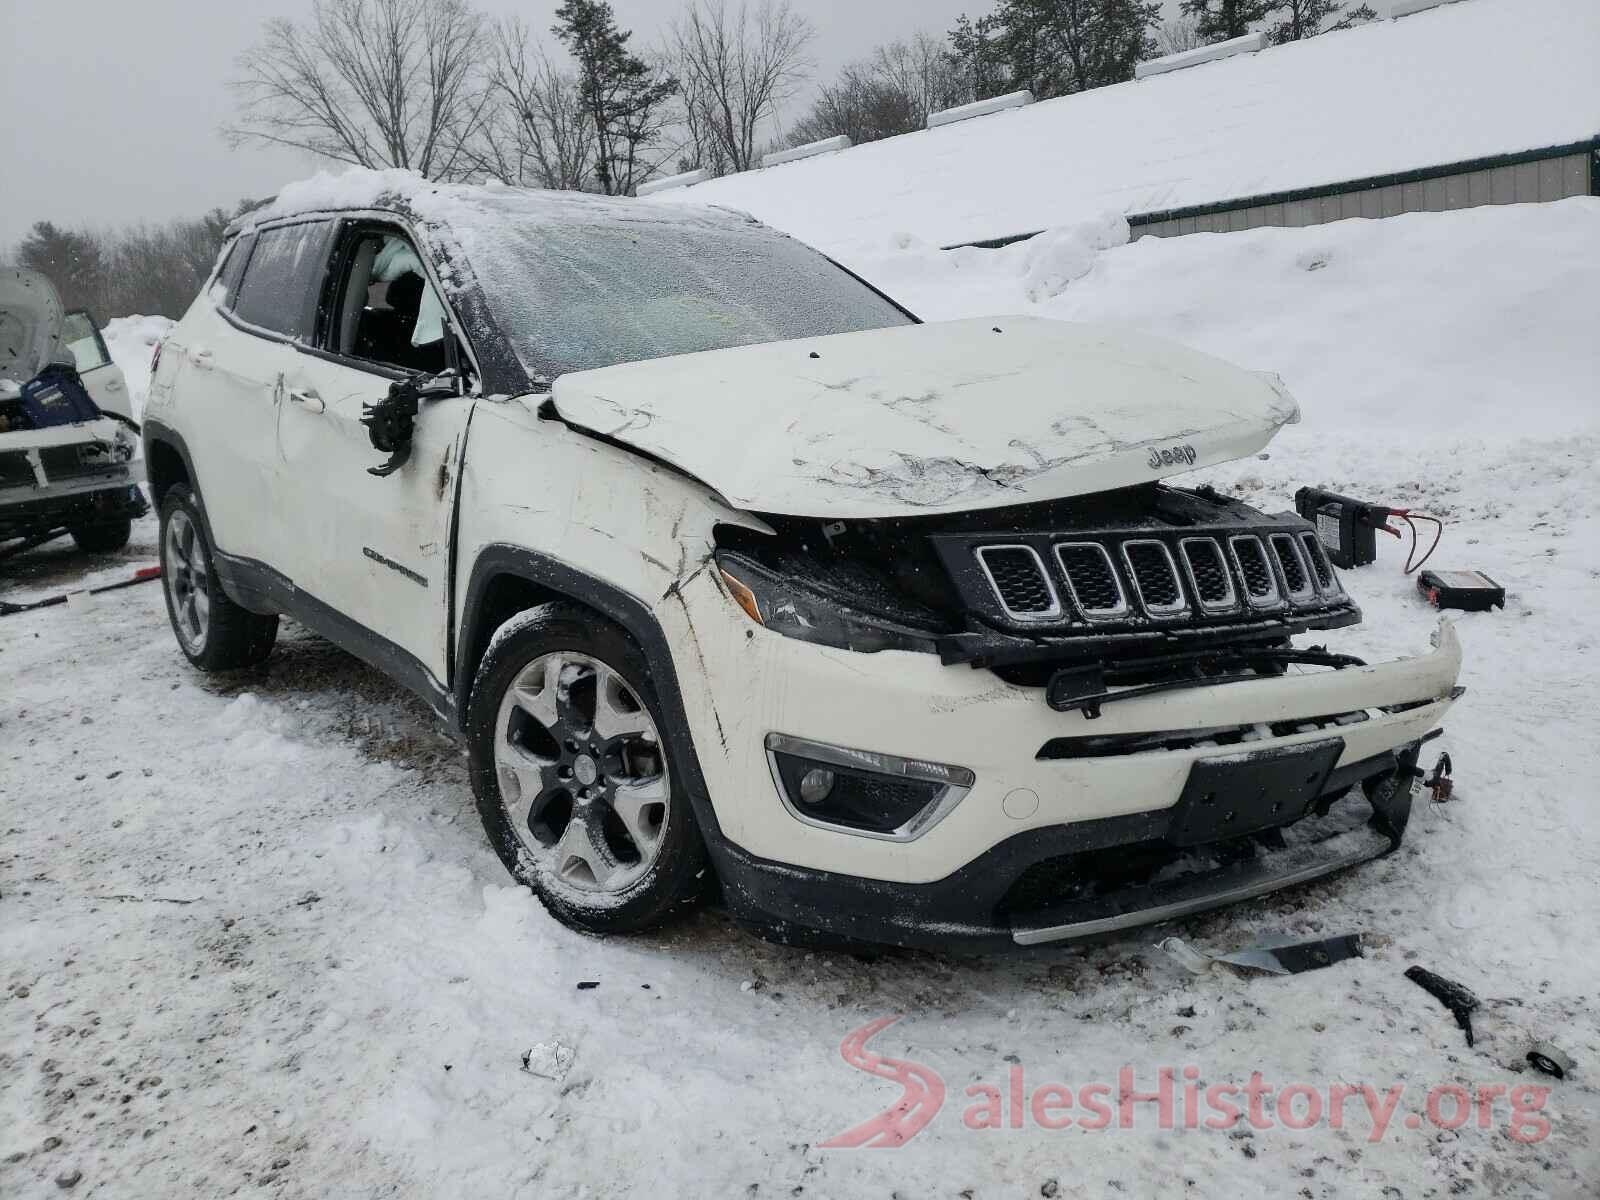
[715, 551, 940, 654]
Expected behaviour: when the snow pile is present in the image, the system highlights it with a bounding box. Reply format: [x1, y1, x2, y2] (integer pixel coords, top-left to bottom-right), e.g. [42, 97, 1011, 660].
[855, 198, 1600, 438]
[652, 0, 1600, 257]
[102, 314, 172, 420]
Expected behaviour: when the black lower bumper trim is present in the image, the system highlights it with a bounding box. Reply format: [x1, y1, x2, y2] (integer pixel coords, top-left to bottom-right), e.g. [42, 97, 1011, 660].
[707, 742, 1422, 953]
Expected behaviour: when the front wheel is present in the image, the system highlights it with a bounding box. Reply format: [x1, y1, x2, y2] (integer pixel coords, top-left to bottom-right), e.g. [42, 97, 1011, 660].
[158, 484, 278, 671]
[466, 603, 708, 934]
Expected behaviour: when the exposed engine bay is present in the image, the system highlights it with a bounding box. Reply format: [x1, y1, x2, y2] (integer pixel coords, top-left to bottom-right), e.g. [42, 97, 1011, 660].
[716, 482, 1362, 710]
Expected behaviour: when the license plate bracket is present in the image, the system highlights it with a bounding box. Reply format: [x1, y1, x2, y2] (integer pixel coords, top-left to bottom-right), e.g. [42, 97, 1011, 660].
[1168, 739, 1345, 847]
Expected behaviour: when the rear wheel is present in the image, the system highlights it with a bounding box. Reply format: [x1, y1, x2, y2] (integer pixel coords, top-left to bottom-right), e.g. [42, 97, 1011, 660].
[70, 515, 131, 553]
[159, 484, 277, 671]
[466, 604, 707, 934]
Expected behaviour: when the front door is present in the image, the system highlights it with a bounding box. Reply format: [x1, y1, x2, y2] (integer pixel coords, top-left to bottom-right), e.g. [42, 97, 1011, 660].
[275, 224, 475, 689]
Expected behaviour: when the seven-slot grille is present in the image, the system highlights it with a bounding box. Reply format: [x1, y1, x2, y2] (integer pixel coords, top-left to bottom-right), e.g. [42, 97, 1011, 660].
[1299, 532, 1338, 593]
[1054, 543, 1128, 617]
[952, 524, 1347, 630]
[1180, 537, 1237, 611]
[1230, 535, 1280, 606]
[1121, 540, 1187, 617]
[1270, 533, 1314, 601]
[974, 545, 1060, 620]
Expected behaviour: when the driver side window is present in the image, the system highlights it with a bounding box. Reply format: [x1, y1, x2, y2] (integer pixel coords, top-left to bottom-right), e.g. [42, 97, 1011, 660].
[327, 229, 450, 375]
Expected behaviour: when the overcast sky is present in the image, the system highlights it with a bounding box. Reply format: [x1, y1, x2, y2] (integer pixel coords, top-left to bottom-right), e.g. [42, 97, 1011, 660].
[3, 0, 1397, 248]
[0, 0, 992, 246]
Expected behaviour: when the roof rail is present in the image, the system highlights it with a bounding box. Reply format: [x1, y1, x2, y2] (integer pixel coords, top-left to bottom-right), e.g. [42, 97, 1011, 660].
[1390, 0, 1467, 17]
[926, 90, 1034, 130]
[1136, 32, 1265, 80]
[762, 135, 852, 168]
[636, 168, 710, 198]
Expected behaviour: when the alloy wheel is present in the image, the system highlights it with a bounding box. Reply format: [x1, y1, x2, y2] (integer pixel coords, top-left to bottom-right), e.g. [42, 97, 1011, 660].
[493, 652, 670, 896]
[163, 507, 210, 654]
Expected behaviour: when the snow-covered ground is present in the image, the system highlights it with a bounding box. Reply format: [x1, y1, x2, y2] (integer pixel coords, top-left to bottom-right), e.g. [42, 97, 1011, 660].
[3, 201, 1598, 1198]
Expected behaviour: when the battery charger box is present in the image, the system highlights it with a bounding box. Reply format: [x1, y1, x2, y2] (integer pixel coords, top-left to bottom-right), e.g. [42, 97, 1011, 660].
[1418, 569, 1505, 612]
[1294, 487, 1385, 568]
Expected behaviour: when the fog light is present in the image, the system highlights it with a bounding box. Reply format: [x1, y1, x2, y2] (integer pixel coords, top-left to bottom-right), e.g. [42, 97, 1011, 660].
[765, 734, 974, 841]
[798, 768, 835, 805]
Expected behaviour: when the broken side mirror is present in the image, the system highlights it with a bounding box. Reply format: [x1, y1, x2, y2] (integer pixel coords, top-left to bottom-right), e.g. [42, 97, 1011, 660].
[361, 369, 463, 478]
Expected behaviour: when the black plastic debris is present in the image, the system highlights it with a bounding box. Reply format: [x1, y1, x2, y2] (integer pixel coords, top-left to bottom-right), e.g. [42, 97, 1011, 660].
[576, 981, 599, 990]
[1404, 965, 1481, 1046]
[1160, 933, 1362, 976]
[1526, 1042, 1575, 1079]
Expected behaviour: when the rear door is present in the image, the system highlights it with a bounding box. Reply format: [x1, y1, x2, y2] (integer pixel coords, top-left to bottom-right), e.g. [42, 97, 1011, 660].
[275, 220, 475, 686]
[61, 310, 130, 420]
[172, 221, 334, 571]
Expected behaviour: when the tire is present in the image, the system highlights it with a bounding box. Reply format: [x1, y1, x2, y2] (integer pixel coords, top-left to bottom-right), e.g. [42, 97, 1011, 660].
[466, 602, 708, 934]
[158, 484, 278, 671]
[70, 515, 132, 553]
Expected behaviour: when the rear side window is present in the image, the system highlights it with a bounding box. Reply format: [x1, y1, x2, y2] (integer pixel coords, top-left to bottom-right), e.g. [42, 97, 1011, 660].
[231, 222, 332, 340]
[211, 234, 253, 309]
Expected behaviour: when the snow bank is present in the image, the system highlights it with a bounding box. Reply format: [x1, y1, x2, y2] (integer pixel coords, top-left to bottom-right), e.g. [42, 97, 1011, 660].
[652, 0, 1600, 257]
[854, 198, 1600, 438]
[102, 313, 172, 421]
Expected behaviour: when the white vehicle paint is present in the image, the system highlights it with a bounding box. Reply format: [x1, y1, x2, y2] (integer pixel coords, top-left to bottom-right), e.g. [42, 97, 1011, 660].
[143, 171, 1463, 950]
[552, 316, 1300, 518]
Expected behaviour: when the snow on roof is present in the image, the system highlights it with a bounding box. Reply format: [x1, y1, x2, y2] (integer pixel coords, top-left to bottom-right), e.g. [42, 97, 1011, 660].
[234, 168, 758, 238]
[648, 0, 1600, 258]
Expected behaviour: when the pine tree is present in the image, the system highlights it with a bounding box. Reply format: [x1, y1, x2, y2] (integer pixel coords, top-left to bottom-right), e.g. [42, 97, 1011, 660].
[1266, 0, 1378, 43]
[17, 222, 106, 312]
[1178, 0, 1275, 43]
[985, 0, 1161, 99]
[946, 12, 1009, 103]
[552, 0, 677, 195]
[1180, 0, 1377, 45]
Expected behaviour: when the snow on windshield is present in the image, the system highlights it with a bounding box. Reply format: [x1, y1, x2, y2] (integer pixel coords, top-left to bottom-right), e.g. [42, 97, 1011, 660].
[472, 217, 912, 378]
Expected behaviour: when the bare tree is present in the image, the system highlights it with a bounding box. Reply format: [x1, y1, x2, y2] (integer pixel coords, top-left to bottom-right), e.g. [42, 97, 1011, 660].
[468, 19, 596, 189]
[1154, 15, 1207, 55]
[670, 0, 814, 173]
[787, 33, 964, 149]
[226, 0, 489, 181]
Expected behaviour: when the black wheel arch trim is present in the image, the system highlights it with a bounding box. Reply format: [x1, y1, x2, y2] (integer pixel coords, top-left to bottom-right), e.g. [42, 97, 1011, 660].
[458, 544, 726, 844]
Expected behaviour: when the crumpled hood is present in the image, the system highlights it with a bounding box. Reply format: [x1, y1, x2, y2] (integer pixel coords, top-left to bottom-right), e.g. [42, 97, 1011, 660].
[0, 268, 67, 385]
[551, 316, 1300, 518]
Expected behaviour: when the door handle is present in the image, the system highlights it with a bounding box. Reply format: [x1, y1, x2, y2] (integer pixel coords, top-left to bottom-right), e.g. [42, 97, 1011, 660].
[187, 347, 213, 369]
[287, 387, 325, 414]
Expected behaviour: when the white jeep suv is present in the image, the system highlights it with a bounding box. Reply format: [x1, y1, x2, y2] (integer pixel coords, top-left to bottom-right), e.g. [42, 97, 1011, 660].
[142, 171, 1462, 950]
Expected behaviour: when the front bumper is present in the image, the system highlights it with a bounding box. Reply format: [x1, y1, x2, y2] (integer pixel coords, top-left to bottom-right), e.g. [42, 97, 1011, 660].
[665, 570, 1462, 948]
[1, 419, 145, 545]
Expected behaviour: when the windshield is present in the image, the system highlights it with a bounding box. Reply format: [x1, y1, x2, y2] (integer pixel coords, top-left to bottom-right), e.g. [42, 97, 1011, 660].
[462, 216, 915, 380]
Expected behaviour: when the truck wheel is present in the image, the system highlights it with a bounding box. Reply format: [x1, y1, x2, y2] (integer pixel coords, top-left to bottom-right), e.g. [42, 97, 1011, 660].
[159, 484, 277, 671]
[466, 603, 708, 934]
[70, 516, 131, 553]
